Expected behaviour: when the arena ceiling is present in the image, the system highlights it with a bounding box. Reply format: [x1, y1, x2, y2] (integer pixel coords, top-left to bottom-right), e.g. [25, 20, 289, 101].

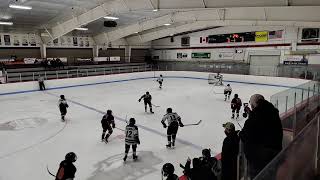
[1, 0, 320, 44]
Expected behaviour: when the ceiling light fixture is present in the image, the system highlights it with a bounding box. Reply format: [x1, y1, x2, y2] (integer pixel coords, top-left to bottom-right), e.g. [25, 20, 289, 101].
[134, 32, 139, 34]
[9, 4, 32, 10]
[153, 9, 158, 12]
[0, 21, 13, 25]
[164, 23, 171, 26]
[104, 16, 119, 20]
[75, 27, 88, 31]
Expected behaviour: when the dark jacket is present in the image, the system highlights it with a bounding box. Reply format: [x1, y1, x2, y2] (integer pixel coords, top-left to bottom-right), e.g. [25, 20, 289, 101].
[184, 158, 205, 180]
[55, 160, 76, 180]
[200, 157, 218, 180]
[166, 174, 179, 180]
[221, 130, 240, 180]
[101, 114, 115, 128]
[239, 99, 283, 171]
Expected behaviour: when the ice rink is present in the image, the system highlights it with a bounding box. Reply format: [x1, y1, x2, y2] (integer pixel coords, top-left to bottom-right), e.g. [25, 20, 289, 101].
[0, 71, 308, 180]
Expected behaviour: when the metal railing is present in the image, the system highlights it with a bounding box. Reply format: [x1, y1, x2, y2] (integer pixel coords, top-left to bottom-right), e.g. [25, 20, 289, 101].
[5, 64, 152, 83]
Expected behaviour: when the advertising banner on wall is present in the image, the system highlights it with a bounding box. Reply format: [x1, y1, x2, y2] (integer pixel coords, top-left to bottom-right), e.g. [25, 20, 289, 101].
[47, 57, 68, 63]
[22, 35, 28, 46]
[110, 57, 121, 61]
[67, 37, 72, 46]
[94, 57, 109, 62]
[177, 53, 188, 59]
[255, 31, 268, 42]
[85, 37, 89, 47]
[217, 52, 234, 60]
[269, 30, 283, 39]
[79, 37, 84, 47]
[191, 52, 211, 58]
[13, 35, 20, 46]
[29, 34, 36, 46]
[283, 55, 308, 65]
[4, 35, 11, 45]
[73, 37, 78, 46]
[53, 38, 59, 46]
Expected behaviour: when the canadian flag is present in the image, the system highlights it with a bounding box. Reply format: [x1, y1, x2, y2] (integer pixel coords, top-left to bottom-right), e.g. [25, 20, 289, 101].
[200, 37, 208, 43]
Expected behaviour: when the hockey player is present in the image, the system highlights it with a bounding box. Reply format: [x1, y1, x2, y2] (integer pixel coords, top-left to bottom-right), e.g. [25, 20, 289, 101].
[231, 94, 242, 119]
[224, 84, 232, 101]
[138, 91, 154, 113]
[55, 152, 77, 180]
[156, 74, 164, 89]
[123, 118, 140, 161]
[161, 108, 184, 148]
[215, 72, 223, 86]
[162, 163, 179, 180]
[101, 109, 115, 143]
[58, 95, 69, 121]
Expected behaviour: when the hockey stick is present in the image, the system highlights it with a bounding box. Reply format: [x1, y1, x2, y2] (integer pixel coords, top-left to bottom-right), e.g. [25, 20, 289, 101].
[152, 103, 160, 108]
[183, 120, 202, 127]
[115, 127, 125, 131]
[46, 165, 56, 177]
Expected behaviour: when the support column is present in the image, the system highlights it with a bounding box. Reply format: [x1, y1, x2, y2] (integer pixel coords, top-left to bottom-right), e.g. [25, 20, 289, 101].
[93, 45, 99, 57]
[125, 46, 131, 63]
[40, 44, 47, 58]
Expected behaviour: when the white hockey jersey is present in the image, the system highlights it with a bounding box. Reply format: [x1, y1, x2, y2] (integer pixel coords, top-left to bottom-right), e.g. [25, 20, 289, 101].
[224, 86, 232, 92]
[161, 112, 181, 126]
[125, 125, 139, 145]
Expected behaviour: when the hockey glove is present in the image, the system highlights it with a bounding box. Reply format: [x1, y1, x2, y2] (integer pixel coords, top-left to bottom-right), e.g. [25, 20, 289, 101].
[137, 138, 140, 145]
[138, 99, 141, 102]
[179, 123, 184, 127]
[163, 124, 167, 128]
[112, 124, 115, 128]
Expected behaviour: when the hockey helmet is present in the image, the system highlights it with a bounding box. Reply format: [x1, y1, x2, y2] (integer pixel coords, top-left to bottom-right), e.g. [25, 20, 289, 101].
[129, 118, 136, 125]
[166, 108, 172, 113]
[146, 91, 149, 95]
[107, 109, 112, 115]
[227, 84, 230, 86]
[65, 152, 77, 162]
[160, 74, 163, 77]
[234, 94, 238, 98]
[60, 95, 65, 100]
[162, 163, 175, 176]
[202, 148, 211, 158]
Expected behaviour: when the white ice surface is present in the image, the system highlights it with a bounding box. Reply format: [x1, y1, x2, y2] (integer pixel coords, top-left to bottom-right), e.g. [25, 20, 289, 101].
[0, 71, 308, 180]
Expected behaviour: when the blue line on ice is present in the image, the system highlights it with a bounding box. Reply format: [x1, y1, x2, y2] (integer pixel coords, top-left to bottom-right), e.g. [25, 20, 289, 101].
[0, 76, 303, 97]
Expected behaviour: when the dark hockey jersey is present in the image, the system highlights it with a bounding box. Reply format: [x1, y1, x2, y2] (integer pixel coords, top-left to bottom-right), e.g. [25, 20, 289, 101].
[55, 160, 76, 180]
[231, 98, 242, 109]
[101, 114, 115, 127]
[140, 94, 152, 102]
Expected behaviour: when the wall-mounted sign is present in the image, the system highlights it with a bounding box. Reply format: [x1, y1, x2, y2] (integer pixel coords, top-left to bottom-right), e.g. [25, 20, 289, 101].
[29, 34, 36, 46]
[255, 31, 268, 42]
[22, 35, 28, 46]
[73, 37, 78, 46]
[283, 55, 308, 65]
[4, 35, 11, 45]
[269, 30, 283, 39]
[192, 52, 211, 59]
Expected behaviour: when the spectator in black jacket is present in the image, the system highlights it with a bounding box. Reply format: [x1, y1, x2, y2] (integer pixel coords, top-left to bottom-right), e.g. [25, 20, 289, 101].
[239, 94, 283, 179]
[221, 122, 240, 180]
[184, 157, 204, 180]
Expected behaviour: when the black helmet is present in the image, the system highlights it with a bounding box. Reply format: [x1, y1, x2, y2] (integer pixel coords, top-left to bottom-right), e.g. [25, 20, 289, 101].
[162, 163, 174, 176]
[202, 148, 211, 158]
[166, 108, 172, 113]
[146, 91, 149, 95]
[129, 118, 136, 125]
[234, 94, 238, 98]
[60, 95, 65, 99]
[65, 152, 77, 162]
[227, 84, 230, 86]
[160, 74, 163, 77]
[107, 110, 112, 115]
